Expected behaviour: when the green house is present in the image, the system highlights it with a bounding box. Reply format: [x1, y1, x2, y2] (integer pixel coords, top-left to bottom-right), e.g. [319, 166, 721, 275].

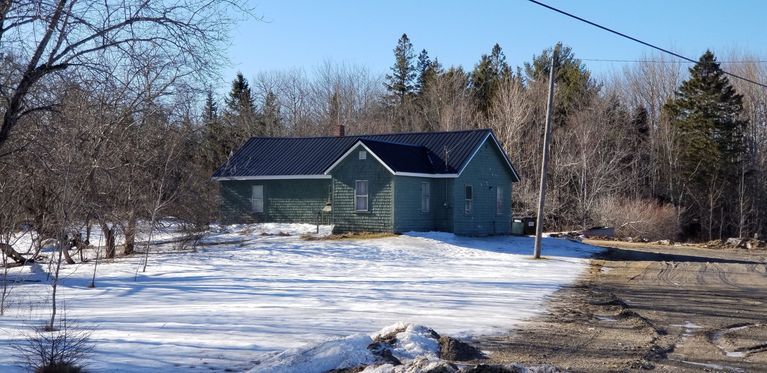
[212, 128, 520, 235]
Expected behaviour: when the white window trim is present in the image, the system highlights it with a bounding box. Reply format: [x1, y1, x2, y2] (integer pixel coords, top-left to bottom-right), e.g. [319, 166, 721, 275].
[464, 185, 473, 215]
[251, 185, 264, 213]
[421, 182, 431, 213]
[355, 180, 369, 212]
[358, 150, 367, 160]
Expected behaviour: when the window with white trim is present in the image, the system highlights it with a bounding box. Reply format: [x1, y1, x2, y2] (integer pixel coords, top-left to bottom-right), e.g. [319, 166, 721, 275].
[355, 180, 368, 212]
[251, 185, 264, 213]
[359, 150, 367, 160]
[496, 186, 503, 215]
[421, 182, 431, 213]
[464, 185, 473, 214]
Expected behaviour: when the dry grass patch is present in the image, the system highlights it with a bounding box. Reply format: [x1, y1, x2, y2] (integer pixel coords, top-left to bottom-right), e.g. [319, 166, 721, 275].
[302, 232, 398, 241]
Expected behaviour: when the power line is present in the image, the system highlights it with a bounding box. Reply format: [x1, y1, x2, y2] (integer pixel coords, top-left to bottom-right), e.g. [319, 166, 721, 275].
[527, 0, 767, 89]
[581, 58, 767, 64]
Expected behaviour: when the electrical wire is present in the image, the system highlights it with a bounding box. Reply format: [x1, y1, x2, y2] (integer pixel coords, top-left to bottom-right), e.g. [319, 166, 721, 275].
[581, 58, 767, 64]
[527, 0, 767, 89]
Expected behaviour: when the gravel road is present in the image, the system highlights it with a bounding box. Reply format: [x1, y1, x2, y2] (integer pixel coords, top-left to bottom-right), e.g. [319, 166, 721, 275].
[475, 241, 767, 372]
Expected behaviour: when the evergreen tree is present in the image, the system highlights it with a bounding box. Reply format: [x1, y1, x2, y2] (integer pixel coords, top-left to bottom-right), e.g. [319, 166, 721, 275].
[416, 49, 441, 95]
[524, 44, 599, 125]
[203, 88, 219, 122]
[664, 50, 746, 239]
[225, 72, 255, 115]
[471, 43, 511, 119]
[384, 33, 417, 105]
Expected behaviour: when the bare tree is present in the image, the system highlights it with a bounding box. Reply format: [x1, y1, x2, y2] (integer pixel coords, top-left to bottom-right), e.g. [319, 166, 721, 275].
[0, 0, 250, 155]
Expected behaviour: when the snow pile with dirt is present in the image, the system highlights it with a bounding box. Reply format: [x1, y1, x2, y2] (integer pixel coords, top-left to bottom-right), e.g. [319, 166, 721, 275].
[0, 224, 600, 372]
[253, 323, 441, 373]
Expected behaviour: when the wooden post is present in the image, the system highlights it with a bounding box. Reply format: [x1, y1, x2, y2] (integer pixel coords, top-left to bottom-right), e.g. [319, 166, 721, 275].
[534, 45, 558, 259]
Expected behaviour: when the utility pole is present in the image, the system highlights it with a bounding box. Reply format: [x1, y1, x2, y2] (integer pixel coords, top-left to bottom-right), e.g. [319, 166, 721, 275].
[534, 45, 558, 259]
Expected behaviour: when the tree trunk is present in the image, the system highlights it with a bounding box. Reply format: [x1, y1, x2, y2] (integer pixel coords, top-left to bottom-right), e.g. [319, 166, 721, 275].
[0, 243, 26, 264]
[60, 238, 75, 265]
[124, 210, 137, 255]
[99, 221, 116, 259]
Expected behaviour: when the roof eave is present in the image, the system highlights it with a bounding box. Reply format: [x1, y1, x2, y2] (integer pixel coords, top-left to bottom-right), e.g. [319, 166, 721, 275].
[212, 175, 332, 181]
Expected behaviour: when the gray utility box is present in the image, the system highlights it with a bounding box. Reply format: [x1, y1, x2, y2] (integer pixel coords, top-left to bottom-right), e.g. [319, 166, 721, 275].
[512, 218, 525, 235]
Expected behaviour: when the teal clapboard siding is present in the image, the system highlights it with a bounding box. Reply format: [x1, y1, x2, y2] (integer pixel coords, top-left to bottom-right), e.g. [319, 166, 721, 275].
[451, 138, 514, 235]
[330, 145, 394, 233]
[219, 179, 331, 224]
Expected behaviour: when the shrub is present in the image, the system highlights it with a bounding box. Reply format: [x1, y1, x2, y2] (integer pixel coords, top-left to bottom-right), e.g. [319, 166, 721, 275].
[595, 197, 679, 241]
[13, 318, 94, 373]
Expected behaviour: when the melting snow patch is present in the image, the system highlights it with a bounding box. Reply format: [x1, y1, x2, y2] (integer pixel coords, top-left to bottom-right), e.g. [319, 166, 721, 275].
[252, 334, 375, 373]
[682, 361, 744, 372]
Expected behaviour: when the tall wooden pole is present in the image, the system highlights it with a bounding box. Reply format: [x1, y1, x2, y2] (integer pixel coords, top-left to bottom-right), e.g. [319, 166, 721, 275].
[534, 46, 558, 259]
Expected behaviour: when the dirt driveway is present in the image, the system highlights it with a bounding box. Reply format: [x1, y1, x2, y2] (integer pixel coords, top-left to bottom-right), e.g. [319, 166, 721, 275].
[475, 242, 767, 372]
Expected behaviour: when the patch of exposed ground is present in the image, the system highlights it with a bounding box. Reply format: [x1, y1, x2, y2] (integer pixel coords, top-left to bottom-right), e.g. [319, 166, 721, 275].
[474, 243, 767, 372]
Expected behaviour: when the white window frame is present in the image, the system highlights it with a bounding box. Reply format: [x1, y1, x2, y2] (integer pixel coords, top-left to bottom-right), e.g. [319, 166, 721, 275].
[496, 186, 503, 215]
[421, 182, 431, 213]
[355, 180, 369, 212]
[251, 185, 264, 213]
[464, 185, 473, 215]
[358, 150, 367, 160]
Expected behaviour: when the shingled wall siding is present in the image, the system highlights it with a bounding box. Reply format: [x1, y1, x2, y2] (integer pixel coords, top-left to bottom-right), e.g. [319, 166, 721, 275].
[393, 176, 435, 232]
[330, 145, 393, 233]
[452, 139, 514, 236]
[219, 179, 331, 224]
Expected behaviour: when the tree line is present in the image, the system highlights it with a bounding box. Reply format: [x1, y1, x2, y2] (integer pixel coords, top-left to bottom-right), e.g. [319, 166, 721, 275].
[2, 28, 766, 275]
[205, 34, 766, 241]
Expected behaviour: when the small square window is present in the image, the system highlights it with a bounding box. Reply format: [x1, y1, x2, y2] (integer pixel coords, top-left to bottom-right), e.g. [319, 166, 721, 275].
[359, 150, 367, 160]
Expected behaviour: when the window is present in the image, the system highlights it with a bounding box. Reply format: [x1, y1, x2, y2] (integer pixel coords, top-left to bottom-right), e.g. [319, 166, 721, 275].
[464, 185, 473, 214]
[355, 180, 368, 211]
[421, 182, 431, 213]
[496, 186, 503, 215]
[359, 150, 367, 160]
[251, 185, 264, 213]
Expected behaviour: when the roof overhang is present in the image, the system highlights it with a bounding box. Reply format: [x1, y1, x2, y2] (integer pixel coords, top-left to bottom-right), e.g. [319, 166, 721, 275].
[212, 175, 332, 181]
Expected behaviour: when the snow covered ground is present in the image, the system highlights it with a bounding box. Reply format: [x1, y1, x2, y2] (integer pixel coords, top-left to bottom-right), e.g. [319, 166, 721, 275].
[0, 223, 600, 372]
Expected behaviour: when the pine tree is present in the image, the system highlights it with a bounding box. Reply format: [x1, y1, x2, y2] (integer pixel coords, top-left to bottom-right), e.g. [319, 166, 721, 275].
[384, 33, 417, 105]
[524, 44, 599, 126]
[203, 88, 219, 123]
[664, 50, 746, 239]
[415, 49, 441, 95]
[471, 44, 511, 119]
[225, 72, 255, 115]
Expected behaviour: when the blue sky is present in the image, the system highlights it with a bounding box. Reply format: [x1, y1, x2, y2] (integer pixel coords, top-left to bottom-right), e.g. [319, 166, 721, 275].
[221, 0, 765, 86]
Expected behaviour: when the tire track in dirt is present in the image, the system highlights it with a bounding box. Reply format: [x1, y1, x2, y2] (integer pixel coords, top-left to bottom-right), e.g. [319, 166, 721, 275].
[477, 243, 767, 372]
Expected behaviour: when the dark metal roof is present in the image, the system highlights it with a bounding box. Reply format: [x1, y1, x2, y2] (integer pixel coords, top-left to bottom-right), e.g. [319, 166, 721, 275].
[212, 128, 519, 180]
[358, 139, 440, 174]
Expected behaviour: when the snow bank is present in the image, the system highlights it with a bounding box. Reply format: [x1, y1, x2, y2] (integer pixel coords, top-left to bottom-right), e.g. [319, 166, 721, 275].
[211, 222, 333, 237]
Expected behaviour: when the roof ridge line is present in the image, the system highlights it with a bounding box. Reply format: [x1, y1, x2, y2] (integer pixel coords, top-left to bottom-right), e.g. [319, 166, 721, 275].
[244, 128, 491, 141]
